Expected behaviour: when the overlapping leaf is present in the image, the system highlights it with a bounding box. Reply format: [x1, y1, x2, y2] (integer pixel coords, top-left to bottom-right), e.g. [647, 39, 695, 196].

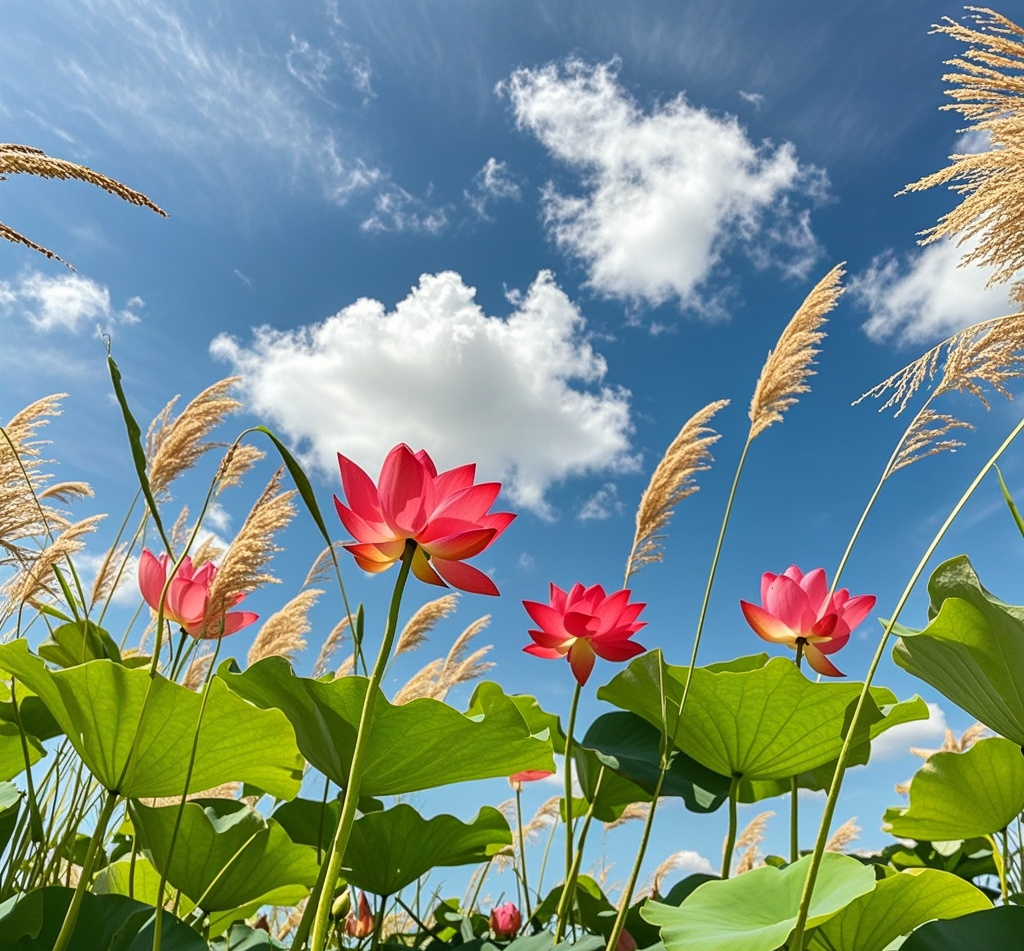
[221, 659, 554, 795]
[0, 641, 303, 799]
[893, 555, 1024, 744]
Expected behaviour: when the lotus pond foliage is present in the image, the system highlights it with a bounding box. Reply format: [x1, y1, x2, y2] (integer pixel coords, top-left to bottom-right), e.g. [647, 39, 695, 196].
[3, 7, 1024, 951]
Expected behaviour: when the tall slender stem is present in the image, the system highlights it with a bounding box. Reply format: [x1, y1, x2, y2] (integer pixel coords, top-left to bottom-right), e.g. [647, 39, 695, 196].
[51, 789, 119, 951]
[789, 413, 1024, 950]
[515, 787, 533, 922]
[308, 543, 415, 951]
[554, 680, 583, 942]
[721, 774, 740, 879]
[555, 767, 605, 942]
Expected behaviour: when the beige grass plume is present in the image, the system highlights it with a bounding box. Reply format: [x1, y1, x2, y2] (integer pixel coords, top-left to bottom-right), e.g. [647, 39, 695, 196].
[825, 817, 861, 853]
[604, 802, 651, 832]
[0, 142, 166, 267]
[749, 264, 843, 439]
[731, 810, 774, 875]
[311, 616, 350, 679]
[899, 9, 1024, 305]
[891, 409, 973, 474]
[147, 378, 246, 497]
[247, 588, 323, 666]
[625, 400, 729, 582]
[393, 614, 494, 703]
[911, 722, 989, 759]
[205, 469, 296, 628]
[395, 594, 459, 656]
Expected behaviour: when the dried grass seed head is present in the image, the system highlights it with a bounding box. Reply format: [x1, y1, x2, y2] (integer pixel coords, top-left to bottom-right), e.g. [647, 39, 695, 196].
[396, 594, 459, 656]
[311, 616, 350, 679]
[748, 264, 843, 440]
[825, 816, 861, 852]
[247, 588, 322, 666]
[891, 409, 973, 474]
[626, 399, 729, 581]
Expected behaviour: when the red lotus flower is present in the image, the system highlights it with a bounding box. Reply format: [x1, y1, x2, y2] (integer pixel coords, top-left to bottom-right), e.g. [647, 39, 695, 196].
[508, 769, 554, 791]
[739, 565, 876, 677]
[489, 902, 522, 938]
[334, 444, 515, 596]
[523, 583, 647, 685]
[138, 549, 257, 639]
[345, 891, 374, 938]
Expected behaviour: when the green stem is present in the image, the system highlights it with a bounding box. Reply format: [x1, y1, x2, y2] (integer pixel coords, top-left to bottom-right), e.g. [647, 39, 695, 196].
[536, 809, 559, 905]
[152, 634, 224, 951]
[789, 413, 1024, 950]
[721, 774, 740, 879]
[51, 789, 119, 951]
[555, 680, 583, 942]
[308, 542, 416, 951]
[555, 766, 604, 942]
[991, 830, 1009, 903]
[515, 786, 533, 922]
[790, 778, 799, 864]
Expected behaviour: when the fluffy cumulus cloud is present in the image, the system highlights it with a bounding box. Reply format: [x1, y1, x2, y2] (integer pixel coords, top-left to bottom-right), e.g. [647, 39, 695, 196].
[0, 270, 141, 333]
[851, 237, 1014, 345]
[501, 59, 825, 313]
[211, 270, 638, 515]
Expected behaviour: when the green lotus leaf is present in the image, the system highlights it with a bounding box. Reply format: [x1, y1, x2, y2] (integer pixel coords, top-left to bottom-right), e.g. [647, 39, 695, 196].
[38, 619, 121, 668]
[0, 640, 303, 799]
[0, 781, 21, 857]
[0, 677, 62, 740]
[599, 651, 925, 781]
[343, 804, 511, 894]
[0, 886, 205, 950]
[642, 853, 875, 951]
[467, 683, 565, 754]
[130, 798, 318, 912]
[578, 711, 729, 814]
[893, 555, 1024, 744]
[0, 722, 44, 782]
[221, 658, 553, 795]
[807, 868, 991, 951]
[94, 855, 264, 937]
[883, 737, 1024, 841]
[900, 905, 1024, 950]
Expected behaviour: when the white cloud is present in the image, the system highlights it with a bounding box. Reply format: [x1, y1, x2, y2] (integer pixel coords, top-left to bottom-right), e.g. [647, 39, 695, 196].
[870, 702, 948, 759]
[739, 90, 765, 109]
[361, 185, 449, 235]
[578, 483, 623, 521]
[465, 158, 523, 219]
[501, 59, 825, 313]
[660, 850, 715, 876]
[851, 238, 1014, 345]
[75, 550, 140, 607]
[286, 35, 331, 95]
[211, 270, 638, 516]
[0, 271, 141, 333]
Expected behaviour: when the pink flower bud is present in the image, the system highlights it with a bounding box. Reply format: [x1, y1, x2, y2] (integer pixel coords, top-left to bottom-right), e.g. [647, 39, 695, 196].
[489, 902, 521, 938]
[345, 891, 374, 938]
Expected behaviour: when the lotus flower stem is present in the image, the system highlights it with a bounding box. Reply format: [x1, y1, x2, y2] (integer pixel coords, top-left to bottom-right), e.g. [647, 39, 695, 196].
[51, 788, 119, 951]
[721, 774, 741, 878]
[790, 778, 799, 863]
[554, 680, 583, 942]
[555, 767, 604, 942]
[789, 413, 1024, 950]
[309, 542, 416, 951]
[515, 787, 533, 922]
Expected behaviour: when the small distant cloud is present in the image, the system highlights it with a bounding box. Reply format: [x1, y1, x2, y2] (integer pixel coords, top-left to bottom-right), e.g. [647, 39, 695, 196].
[286, 35, 331, 95]
[206, 502, 232, 533]
[465, 158, 523, 220]
[870, 702, 948, 759]
[339, 41, 374, 101]
[518, 552, 536, 570]
[578, 483, 623, 521]
[233, 269, 254, 288]
[0, 271, 142, 333]
[739, 90, 765, 109]
[361, 186, 448, 234]
[851, 237, 1013, 345]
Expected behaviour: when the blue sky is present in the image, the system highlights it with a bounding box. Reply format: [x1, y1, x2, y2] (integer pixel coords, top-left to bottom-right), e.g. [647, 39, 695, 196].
[1, 0, 1021, 894]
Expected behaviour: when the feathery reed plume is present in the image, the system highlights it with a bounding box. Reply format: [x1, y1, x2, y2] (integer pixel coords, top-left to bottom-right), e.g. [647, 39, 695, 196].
[392, 659, 446, 705]
[336, 654, 356, 678]
[857, 312, 1024, 417]
[277, 903, 306, 943]
[141, 781, 240, 809]
[911, 722, 989, 759]
[825, 817, 861, 852]
[749, 264, 843, 439]
[38, 481, 92, 504]
[1, 395, 71, 556]
[147, 378, 244, 497]
[247, 588, 322, 666]
[89, 542, 128, 608]
[206, 469, 295, 618]
[303, 543, 345, 589]
[625, 400, 729, 581]
[732, 810, 774, 875]
[899, 9, 1024, 305]
[312, 617, 350, 679]
[182, 653, 212, 691]
[604, 802, 651, 832]
[649, 850, 700, 897]
[393, 615, 495, 702]
[1, 515, 105, 613]
[190, 532, 225, 568]
[215, 443, 265, 494]
[891, 410, 973, 474]
[0, 142, 166, 266]
[396, 594, 459, 656]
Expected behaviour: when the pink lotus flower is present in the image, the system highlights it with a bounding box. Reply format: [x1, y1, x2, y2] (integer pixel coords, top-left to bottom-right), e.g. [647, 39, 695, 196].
[489, 902, 522, 938]
[616, 930, 638, 951]
[334, 444, 515, 596]
[138, 549, 257, 639]
[345, 891, 374, 939]
[739, 565, 876, 677]
[508, 769, 554, 791]
[523, 583, 647, 686]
